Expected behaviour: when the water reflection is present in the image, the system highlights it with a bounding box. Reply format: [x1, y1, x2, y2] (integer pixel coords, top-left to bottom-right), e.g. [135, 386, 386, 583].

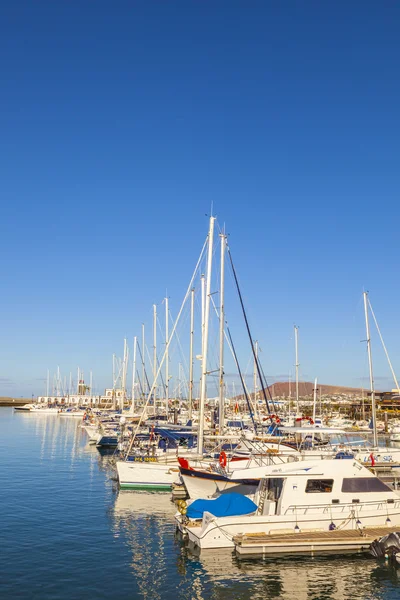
[180, 544, 396, 600]
[111, 489, 400, 600]
[6, 409, 400, 600]
[113, 492, 176, 599]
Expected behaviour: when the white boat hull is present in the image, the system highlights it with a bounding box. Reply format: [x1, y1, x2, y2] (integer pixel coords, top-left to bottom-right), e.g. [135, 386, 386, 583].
[180, 503, 400, 549]
[58, 411, 85, 417]
[116, 459, 180, 491]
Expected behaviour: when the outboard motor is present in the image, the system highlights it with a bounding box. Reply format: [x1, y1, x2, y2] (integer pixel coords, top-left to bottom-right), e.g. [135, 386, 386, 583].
[370, 532, 400, 564]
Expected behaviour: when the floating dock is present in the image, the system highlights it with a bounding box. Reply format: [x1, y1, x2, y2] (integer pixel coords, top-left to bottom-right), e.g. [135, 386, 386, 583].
[234, 525, 400, 558]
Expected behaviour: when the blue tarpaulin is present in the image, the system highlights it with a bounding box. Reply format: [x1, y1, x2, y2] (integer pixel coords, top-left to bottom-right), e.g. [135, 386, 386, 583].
[186, 493, 257, 519]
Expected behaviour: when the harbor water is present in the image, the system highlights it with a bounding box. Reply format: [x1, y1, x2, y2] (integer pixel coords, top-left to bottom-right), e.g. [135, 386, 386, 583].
[2, 407, 400, 600]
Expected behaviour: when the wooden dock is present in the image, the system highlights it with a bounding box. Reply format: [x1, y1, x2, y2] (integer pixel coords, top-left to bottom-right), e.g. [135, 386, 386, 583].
[234, 525, 400, 558]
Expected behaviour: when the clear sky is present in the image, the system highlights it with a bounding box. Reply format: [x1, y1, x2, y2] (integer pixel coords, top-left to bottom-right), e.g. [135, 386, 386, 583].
[1, 1, 400, 397]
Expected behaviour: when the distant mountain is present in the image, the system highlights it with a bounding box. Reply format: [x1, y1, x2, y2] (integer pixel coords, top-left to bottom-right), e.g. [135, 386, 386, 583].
[259, 381, 369, 398]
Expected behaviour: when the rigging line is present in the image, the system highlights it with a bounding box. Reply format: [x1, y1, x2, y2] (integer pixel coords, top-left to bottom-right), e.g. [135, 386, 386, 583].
[168, 308, 190, 373]
[136, 343, 154, 402]
[257, 359, 277, 413]
[209, 295, 260, 423]
[145, 343, 155, 379]
[226, 326, 257, 432]
[155, 355, 167, 395]
[156, 315, 166, 343]
[136, 369, 144, 398]
[225, 242, 272, 414]
[125, 234, 209, 456]
[368, 298, 400, 393]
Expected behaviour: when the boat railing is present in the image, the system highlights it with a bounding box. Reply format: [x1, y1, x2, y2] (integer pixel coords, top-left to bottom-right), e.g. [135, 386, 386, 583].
[284, 499, 400, 516]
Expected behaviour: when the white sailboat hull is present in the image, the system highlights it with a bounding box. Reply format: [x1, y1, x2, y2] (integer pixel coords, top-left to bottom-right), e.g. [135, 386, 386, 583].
[116, 459, 180, 491]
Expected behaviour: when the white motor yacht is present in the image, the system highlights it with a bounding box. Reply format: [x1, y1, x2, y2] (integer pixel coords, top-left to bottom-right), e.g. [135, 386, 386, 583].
[176, 458, 400, 550]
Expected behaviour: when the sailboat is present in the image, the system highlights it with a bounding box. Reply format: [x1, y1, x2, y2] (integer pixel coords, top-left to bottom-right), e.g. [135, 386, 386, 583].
[116, 216, 217, 490]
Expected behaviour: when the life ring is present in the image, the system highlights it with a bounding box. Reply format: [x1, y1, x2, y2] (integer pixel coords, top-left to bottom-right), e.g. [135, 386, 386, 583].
[219, 451, 227, 468]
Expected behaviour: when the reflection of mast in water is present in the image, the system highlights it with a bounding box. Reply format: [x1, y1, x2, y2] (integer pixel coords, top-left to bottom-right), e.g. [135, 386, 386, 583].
[112, 493, 176, 599]
[69, 418, 79, 468]
[34, 412, 85, 464]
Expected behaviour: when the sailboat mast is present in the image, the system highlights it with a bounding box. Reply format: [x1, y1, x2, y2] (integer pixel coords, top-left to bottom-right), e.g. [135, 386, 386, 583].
[141, 324, 145, 398]
[218, 232, 226, 433]
[165, 297, 169, 417]
[361, 386, 365, 421]
[112, 355, 116, 409]
[363, 291, 378, 447]
[188, 288, 195, 421]
[131, 336, 137, 413]
[153, 304, 157, 381]
[201, 274, 205, 354]
[253, 341, 259, 423]
[312, 377, 318, 422]
[294, 325, 299, 415]
[121, 338, 127, 410]
[153, 304, 157, 404]
[198, 216, 215, 455]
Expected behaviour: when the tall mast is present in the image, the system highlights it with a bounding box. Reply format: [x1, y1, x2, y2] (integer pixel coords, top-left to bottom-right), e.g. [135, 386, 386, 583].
[188, 288, 195, 421]
[253, 341, 259, 423]
[46, 369, 50, 398]
[363, 291, 378, 447]
[121, 338, 127, 410]
[141, 323, 145, 398]
[77, 366, 80, 395]
[165, 297, 169, 417]
[218, 231, 226, 433]
[153, 304, 157, 384]
[201, 274, 205, 354]
[294, 325, 300, 415]
[288, 371, 292, 415]
[89, 370, 93, 406]
[57, 366, 60, 397]
[361, 386, 365, 421]
[131, 336, 137, 413]
[198, 216, 215, 455]
[319, 384, 322, 417]
[312, 377, 318, 422]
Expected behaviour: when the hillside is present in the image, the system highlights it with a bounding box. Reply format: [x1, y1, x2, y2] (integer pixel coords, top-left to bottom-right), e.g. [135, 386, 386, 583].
[259, 381, 369, 398]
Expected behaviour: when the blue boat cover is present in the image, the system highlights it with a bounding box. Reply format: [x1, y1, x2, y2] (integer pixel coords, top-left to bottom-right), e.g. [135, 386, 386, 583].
[186, 493, 257, 519]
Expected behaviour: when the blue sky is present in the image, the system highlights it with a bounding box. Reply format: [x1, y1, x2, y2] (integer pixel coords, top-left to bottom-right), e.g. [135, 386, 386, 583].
[1, 1, 400, 397]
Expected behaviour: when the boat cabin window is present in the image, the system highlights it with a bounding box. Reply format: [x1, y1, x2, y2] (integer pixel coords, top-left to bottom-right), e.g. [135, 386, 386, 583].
[341, 478, 392, 493]
[305, 479, 334, 493]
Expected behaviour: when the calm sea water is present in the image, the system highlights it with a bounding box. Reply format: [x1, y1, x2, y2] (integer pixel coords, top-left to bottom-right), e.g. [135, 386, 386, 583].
[1, 407, 400, 600]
